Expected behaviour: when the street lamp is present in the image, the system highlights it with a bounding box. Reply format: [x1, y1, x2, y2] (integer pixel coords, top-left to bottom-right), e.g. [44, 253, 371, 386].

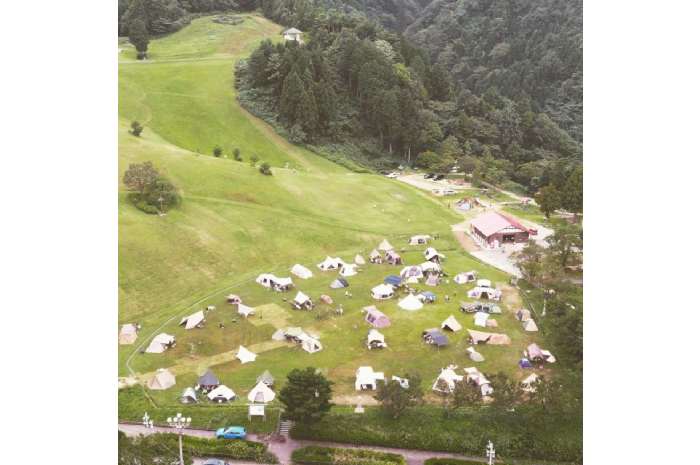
[142, 412, 153, 429]
[167, 413, 192, 465]
[486, 440, 496, 465]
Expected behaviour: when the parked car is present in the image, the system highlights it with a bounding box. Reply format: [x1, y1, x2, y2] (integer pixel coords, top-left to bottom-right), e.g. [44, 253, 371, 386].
[215, 426, 247, 439]
[434, 174, 446, 181]
[386, 172, 399, 178]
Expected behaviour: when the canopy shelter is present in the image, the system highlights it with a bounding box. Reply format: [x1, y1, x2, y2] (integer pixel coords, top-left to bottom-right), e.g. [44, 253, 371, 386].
[424, 247, 445, 263]
[180, 387, 198, 404]
[371, 284, 394, 300]
[330, 277, 349, 289]
[291, 264, 313, 279]
[180, 310, 205, 330]
[257, 370, 274, 386]
[354, 254, 366, 265]
[400, 265, 423, 281]
[464, 367, 494, 397]
[367, 329, 387, 349]
[453, 271, 477, 284]
[422, 328, 449, 347]
[466, 346, 485, 362]
[248, 381, 276, 403]
[147, 369, 176, 391]
[364, 306, 391, 328]
[467, 286, 502, 301]
[384, 275, 402, 286]
[441, 315, 462, 332]
[409, 234, 431, 245]
[420, 291, 437, 303]
[119, 324, 138, 345]
[238, 303, 255, 317]
[432, 366, 463, 393]
[197, 370, 220, 391]
[227, 294, 242, 304]
[299, 333, 323, 353]
[236, 345, 257, 364]
[522, 318, 539, 332]
[340, 264, 358, 277]
[399, 294, 424, 311]
[317, 256, 345, 271]
[467, 329, 511, 345]
[319, 294, 333, 304]
[385, 250, 402, 265]
[377, 239, 394, 251]
[292, 291, 314, 310]
[145, 333, 175, 354]
[207, 385, 236, 403]
[516, 308, 532, 321]
[521, 373, 540, 393]
[355, 366, 385, 390]
[368, 249, 383, 264]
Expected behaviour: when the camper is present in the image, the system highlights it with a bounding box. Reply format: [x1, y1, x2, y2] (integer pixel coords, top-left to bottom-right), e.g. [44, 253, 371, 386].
[371, 284, 395, 300]
[367, 329, 387, 349]
[364, 306, 391, 328]
[355, 366, 385, 390]
[385, 250, 402, 265]
[292, 291, 314, 310]
[409, 234, 431, 245]
[422, 328, 449, 347]
[291, 264, 313, 279]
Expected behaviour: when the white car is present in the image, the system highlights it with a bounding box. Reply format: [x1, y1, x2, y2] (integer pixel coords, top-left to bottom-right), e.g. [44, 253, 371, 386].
[386, 172, 399, 178]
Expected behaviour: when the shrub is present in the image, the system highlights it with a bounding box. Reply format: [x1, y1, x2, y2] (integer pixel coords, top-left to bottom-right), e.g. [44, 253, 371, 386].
[213, 146, 223, 157]
[259, 162, 272, 175]
[130, 121, 144, 137]
[292, 446, 404, 465]
[182, 435, 277, 463]
[233, 148, 242, 161]
[250, 154, 260, 166]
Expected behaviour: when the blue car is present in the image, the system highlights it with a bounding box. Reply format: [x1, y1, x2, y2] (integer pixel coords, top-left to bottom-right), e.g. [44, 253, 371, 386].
[216, 426, 246, 439]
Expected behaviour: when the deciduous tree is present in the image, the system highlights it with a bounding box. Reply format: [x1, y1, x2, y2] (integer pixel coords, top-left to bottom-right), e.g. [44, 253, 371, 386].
[279, 367, 333, 423]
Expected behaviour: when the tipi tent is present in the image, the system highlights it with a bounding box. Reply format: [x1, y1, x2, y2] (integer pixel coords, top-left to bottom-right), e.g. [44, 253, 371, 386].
[466, 346, 485, 362]
[367, 329, 387, 349]
[340, 264, 358, 277]
[354, 254, 366, 265]
[399, 294, 424, 311]
[119, 324, 138, 345]
[371, 284, 394, 300]
[330, 277, 349, 289]
[291, 264, 313, 279]
[147, 369, 176, 390]
[377, 239, 394, 251]
[364, 306, 391, 328]
[355, 366, 384, 390]
[441, 315, 462, 332]
[238, 304, 255, 317]
[180, 387, 198, 404]
[179, 310, 205, 330]
[409, 234, 431, 245]
[236, 345, 257, 364]
[317, 256, 345, 271]
[424, 247, 445, 262]
[197, 370, 220, 391]
[145, 333, 175, 354]
[522, 319, 539, 332]
[432, 366, 463, 393]
[207, 385, 236, 403]
[257, 370, 274, 386]
[248, 381, 276, 403]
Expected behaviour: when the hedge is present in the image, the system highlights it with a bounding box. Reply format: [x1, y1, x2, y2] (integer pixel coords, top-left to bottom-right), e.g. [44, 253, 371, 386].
[425, 459, 499, 465]
[137, 433, 278, 463]
[292, 446, 405, 465]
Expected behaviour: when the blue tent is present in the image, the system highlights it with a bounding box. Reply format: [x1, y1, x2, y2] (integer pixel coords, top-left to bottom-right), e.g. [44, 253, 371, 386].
[420, 291, 436, 303]
[384, 275, 402, 286]
[519, 358, 533, 369]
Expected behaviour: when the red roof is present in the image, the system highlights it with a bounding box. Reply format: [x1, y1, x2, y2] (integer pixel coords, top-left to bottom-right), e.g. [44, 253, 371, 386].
[470, 211, 528, 237]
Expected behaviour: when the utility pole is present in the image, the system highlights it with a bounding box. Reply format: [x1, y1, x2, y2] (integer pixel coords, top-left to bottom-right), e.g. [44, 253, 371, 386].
[167, 413, 191, 465]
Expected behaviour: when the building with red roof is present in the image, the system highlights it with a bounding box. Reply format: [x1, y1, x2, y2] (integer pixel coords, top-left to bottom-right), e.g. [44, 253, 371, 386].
[470, 211, 530, 247]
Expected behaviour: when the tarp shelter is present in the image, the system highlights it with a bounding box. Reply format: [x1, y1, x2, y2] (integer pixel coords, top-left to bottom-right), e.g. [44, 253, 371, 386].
[291, 264, 313, 279]
[424, 247, 445, 262]
[238, 304, 255, 317]
[468, 286, 502, 301]
[399, 294, 424, 311]
[227, 294, 242, 304]
[371, 284, 394, 300]
[432, 366, 463, 393]
[377, 239, 394, 251]
[299, 333, 323, 353]
[477, 279, 492, 288]
[248, 381, 276, 403]
[368, 249, 383, 264]
[516, 309, 531, 321]
[317, 256, 345, 271]
[367, 329, 387, 349]
[384, 275, 402, 286]
[420, 291, 437, 303]
[441, 315, 462, 332]
[319, 294, 333, 304]
[180, 387, 198, 404]
[147, 369, 176, 391]
[453, 271, 477, 284]
[467, 346, 485, 362]
[119, 324, 138, 345]
[257, 370, 274, 386]
[197, 370, 220, 391]
[236, 345, 257, 364]
[364, 306, 391, 327]
[207, 385, 236, 403]
[409, 234, 431, 245]
[145, 333, 175, 354]
[522, 373, 539, 393]
[355, 366, 385, 390]
[522, 319, 539, 332]
[354, 254, 366, 265]
[423, 328, 449, 347]
[180, 310, 205, 330]
[292, 291, 313, 310]
[467, 329, 511, 345]
[340, 264, 358, 277]
[385, 250, 402, 265]
[474, 312, 490, 327]
[330, 278, 349, 289]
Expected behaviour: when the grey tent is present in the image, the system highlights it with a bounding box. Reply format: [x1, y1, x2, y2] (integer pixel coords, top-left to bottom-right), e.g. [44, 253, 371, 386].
[180, 387, 198, 404]
[422, 328, 449, 347]
[330, 277, 349, 289]
[198, 370, 220, 391]
[257, 370, 275, 386]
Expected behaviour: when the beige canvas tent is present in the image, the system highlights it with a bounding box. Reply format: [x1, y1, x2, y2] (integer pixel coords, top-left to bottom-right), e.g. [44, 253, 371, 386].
[179, 310, 205, 330]
[248, 380, 276, 403]
[119, 324, 138, 345]
[467, 329, 511, 345]
[468, 286, 502, 301]
[238, 304, 255, 317]
[291, 264, 313, 279]
[367, 329, 387, 349]
[355, 366, 385, 390]
[409, 234, 431, 245]
[145, 333, 175, 354]
[464, 367, 494, 397]
[522, 318, 539, 332]
[207, 385, 236, 403]
[432, 365, 463, 393]
[354, 254, 366, 265]
[340, 264, 358, 277]
[516, 308, 531, 321]
[474, 312, 490, 327]
[399, 293, 424, 311]
[441, 315, 462, 332]
[317, 256, 345, 271]
[147, 368, 176, 390]
[236, 345, 257, 364]
[453, 271, 477, 284]
[371, 284, 395, 300]
[377, 239, 394, 251]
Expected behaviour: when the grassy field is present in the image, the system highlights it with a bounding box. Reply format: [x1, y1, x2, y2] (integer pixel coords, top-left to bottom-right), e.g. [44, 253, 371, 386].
[119, 14, 554, 429]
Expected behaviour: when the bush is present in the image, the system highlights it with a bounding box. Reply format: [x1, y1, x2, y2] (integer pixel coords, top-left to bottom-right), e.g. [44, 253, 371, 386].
[292, 446, 404, 465]
[130, 121, 144, 137]
[131, 196, 161, 215]
[213, 146, 223, 157]
[233, 148, 242, 161]
[259, 162, 272, 175]
[182, 435, 277, 463]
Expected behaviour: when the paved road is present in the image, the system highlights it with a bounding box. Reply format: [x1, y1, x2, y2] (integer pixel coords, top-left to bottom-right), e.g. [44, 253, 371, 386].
[118, 423, 488, 465]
